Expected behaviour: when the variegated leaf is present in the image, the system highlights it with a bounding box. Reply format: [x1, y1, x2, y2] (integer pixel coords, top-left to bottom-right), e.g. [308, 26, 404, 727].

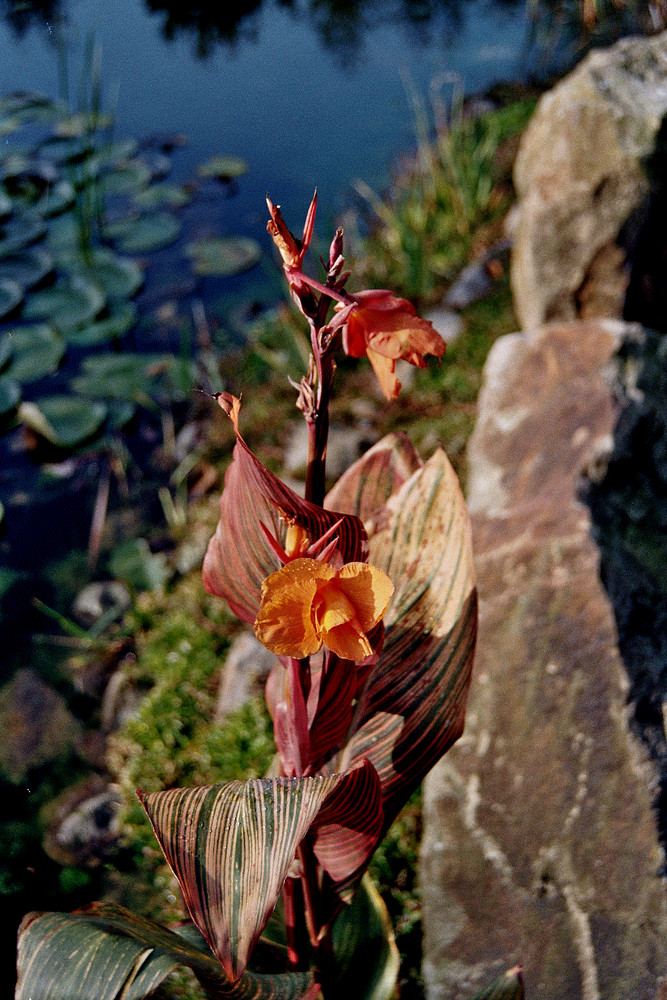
[264, 651, 376, 777]
[15, 904, 319, 1000]
[309, 758, 383, 901]
[333, 446, 477, 833]
[139, 764, 382, 982]
[203, 393, 368, 623]
[325, 431, 422, 526]
[331, 874, 400, 1000]
[468, 967, 525, 1000]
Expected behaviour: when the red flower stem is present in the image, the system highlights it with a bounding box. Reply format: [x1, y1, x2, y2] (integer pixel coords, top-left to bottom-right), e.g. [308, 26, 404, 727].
[293, 270, 354, 306]
[304, 307, 335, 506]
[296, 839, 321, 947]
[287, 657, 310, 775]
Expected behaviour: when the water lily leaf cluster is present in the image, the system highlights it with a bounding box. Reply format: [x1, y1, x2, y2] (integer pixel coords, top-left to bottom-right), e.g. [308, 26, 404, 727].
[0, 90, 260, 453]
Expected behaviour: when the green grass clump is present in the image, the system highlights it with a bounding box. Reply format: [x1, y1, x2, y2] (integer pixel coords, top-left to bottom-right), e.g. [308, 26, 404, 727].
[352, 98, 536, 305]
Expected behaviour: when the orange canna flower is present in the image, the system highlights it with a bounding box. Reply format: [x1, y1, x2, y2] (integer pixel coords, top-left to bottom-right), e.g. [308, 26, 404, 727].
[337, 290, 446, 399]
[254, 557, 394, 662]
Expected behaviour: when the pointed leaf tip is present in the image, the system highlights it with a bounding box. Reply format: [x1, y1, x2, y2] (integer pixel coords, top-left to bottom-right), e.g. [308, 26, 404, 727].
[214, 391, 242, 431]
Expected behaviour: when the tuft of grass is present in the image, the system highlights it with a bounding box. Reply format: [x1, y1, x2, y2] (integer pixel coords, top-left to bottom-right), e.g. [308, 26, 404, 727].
[351, 95, 536, 306]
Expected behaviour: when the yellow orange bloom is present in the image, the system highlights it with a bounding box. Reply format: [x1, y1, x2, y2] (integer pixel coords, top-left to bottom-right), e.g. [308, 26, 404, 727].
[337, 290, 446, 399]
[254, 557, 394, 661]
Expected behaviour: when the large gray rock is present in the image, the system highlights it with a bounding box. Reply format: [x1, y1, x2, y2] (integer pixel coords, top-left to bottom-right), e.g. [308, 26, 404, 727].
[510, 32, 667, 332]
[420, 319, 667, 1000]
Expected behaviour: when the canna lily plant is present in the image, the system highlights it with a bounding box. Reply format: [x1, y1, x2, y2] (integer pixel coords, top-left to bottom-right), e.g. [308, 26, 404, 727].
[15, 194, 523, 1000]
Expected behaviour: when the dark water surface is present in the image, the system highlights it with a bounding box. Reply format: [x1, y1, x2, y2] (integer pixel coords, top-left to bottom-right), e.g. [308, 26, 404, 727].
[0, 0, 529, 224]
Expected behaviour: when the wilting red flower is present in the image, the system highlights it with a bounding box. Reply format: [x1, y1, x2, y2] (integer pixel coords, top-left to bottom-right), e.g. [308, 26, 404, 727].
[255, 557, 394, 661]
[266, 191, 316, 271]
[336, 290, 446, 399]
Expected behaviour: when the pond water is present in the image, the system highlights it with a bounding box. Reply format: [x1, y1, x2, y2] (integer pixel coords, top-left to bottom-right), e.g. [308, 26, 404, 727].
[0, 0, 530, 222]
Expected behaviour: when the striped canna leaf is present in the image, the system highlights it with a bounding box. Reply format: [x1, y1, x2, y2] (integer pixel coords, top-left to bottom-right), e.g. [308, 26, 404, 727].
[139, 762, 382, 983]
[325, 430, 422, 527]
[330, 873, 400, 1000]
[203, 393, 369, 623]
[330, 443, 477, 834]
[15, 904, 320, 1000]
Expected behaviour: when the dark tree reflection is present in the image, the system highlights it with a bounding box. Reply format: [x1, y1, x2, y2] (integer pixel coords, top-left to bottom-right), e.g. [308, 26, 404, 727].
[0, 0, 63, 35]
[141, 0, 475, 62]
[144, 0, 264, 55]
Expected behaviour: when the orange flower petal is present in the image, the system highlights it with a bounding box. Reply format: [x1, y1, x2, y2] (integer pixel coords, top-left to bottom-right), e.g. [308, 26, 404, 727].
[255, 559, 334, 658]
[366, 347, 401, 400]
[254, 558, 394, 662]
[335, 562, 395, 631]
[313, 581, 357, 632]
[322, 619, 373, 661]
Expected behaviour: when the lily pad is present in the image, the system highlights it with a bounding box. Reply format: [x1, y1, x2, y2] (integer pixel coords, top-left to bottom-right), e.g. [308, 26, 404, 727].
[55, 112, 114, 138]
[0, 376, 20, 415]
[96, 138, 139, 166]
[0, 214, 46, 257]
[38, 135, 89, 165]
[37, 179, 76, 218]
[2, 92, 60, 124]
[107, 211, 181, 254]
[19, 395, 107, 448]
[0, 191, 12, 220]
[133, 183, 192, 210]
[100, 160, 152, 196]
[46, 213, 81, 253]
[0, 247, 54, 289]
[2, 324, 64, 382]
[66, 302, 138, 346]
[60, 247, 144, 302]
[184, 236, 261, 277]
[22, 275, 105, 335]
[197, 155, 248, 181]
[72, 351, 194, 405]
[0, 335, 11, 370]
[2, 157, 58, 203]
[0, 278, 23, 318]
[107, 399, 137, 429]
[0, 116, 20, 137]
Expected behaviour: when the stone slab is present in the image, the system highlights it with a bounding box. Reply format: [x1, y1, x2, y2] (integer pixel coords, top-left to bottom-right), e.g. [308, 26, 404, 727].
[421, 319, 667, 1000]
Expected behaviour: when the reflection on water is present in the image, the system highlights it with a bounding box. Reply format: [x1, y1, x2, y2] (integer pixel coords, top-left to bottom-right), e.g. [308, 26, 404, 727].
[2, 0, 523, 61]
[0, 0, 62, 35]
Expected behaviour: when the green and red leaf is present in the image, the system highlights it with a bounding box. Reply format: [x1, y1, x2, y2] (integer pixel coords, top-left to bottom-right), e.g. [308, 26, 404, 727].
[139, 763, 382, 982]
[203, 393, 369, 623]
[325, 430, 422, 527]
[330, 874, 400, 1000]
[15, 904, 319, 1000]
[330, 445, 477, 834]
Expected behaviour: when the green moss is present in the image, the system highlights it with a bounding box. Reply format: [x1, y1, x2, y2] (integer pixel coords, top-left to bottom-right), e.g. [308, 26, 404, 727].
[106, 582, 274, 930]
